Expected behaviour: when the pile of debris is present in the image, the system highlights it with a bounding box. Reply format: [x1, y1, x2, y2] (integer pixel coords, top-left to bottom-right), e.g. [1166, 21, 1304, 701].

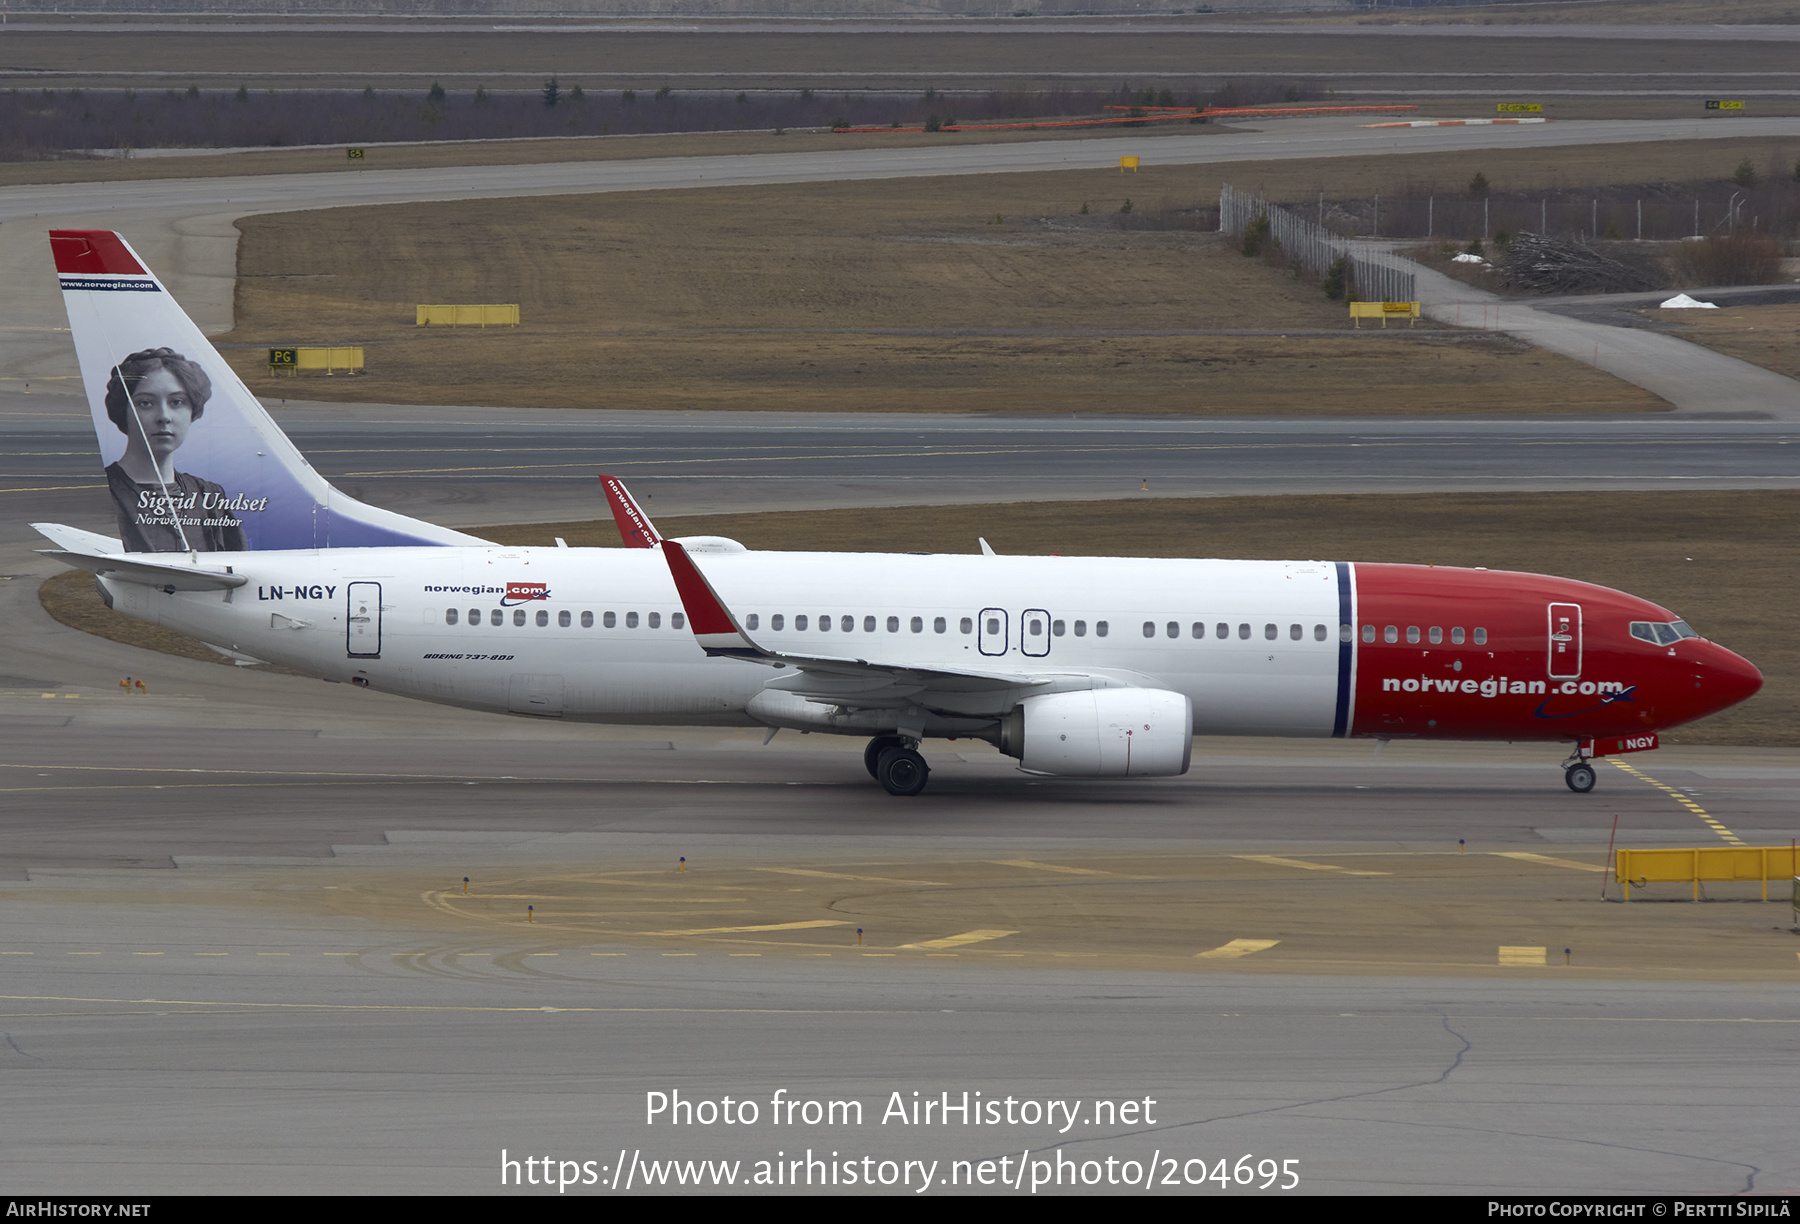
[1496, 232, 1668, 295]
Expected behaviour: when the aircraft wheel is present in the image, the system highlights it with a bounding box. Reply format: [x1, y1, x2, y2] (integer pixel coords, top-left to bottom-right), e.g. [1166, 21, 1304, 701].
[876, 747, 930, 797]
[864, 736, 907, 780]
[1565, 763, 1597, 794]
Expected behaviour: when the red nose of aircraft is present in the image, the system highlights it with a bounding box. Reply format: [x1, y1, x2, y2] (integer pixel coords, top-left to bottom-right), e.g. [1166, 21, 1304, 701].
[1688, 641, 1763, 720]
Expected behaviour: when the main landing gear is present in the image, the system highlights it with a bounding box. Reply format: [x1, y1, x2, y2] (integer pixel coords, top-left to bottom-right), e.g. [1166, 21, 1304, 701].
[864, 735, 930, 797]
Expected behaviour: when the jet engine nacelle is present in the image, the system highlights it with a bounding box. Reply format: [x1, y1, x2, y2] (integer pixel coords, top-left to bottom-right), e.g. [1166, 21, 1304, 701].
[1000, 689, 1194, 777]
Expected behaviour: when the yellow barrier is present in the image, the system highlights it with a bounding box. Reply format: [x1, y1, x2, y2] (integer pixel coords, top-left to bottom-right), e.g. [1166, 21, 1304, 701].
[1616, 846, 1799, 901]
[1119, 156, 1138, 172]
[268, 347, 363, 375]
[416, 304, 520, 327]
[1350, 301, 1421, 328]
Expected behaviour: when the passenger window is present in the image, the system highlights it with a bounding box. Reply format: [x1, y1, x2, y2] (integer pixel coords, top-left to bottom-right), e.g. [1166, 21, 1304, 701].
[1029, 618, 1043, 635]
[911, 616, 923, 633]
[1192, 623, 1204, 639]
[1238, 623, 1250, 640]
[887, 616, 899, 633]
[625, 611, 639, 628]
[1264, 624, 1277, 641]
[961, 618, 973, 634]
[536, 610, 549, 627]
[865, 616, 877, 632]
[604, 611, 616, 628]
[648, 612, 661, 629]
[1316, 624, 1328, 642]
[1428, 627, 1442, 644]
[1406, 626, 1419, 644]
[1383, 625, 1397, 643]
[491, 609, 503, 627]
[1473, 628, 1488, 645]
[773, 614, 786, 631]
[1290, 624, 1302, 641]
[558, 610, 571, 628]
[1143, 621, 1156, 639]
[1053, 620, 1066, 637]
[1167, 622, 1179, 639]
[819, 615, 831, 632]
[1096, 621, 1109, 638]
[512, 609, 526, 627]
[843, 615, 855, 632]
[469, 608, 480, 625]
[581, 611, 593, 629]
[445, 609, 458, 625]
[935, 617, 947, 634]
[1451, 627, 1464, 645]
[672, 613, 685, 630]
[1362, 624, 1375, 643]
[987, 617, 1001, 635]
[1074, 620, 1087, 637]
[746, 613, 759, 630]
[1216, 623, 1228, 640]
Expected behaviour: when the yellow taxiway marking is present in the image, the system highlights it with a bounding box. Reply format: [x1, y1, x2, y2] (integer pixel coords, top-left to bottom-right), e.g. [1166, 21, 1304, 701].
[1610, 761, 1746, 845]
[1196, 939, 1281, 960]
[195, 953, 228, 957]
[902, 929, 1019, 951]
[727, 953, 761, 957]
[1493, 852, 1606, 873]
[591, 952, 626, 957]
[131, 952, 163, 957]
[1235, 855, 1391, 877]
[991, 860, 1113, 876]
[645, 920, 850, 936]
[755, 868, 948, 886]
[1499, 946, 1548, 966]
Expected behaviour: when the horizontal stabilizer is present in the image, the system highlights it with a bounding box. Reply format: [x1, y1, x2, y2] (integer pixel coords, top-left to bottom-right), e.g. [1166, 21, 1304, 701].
[40, 551, 246, 591]
[30, 521, 124, 555]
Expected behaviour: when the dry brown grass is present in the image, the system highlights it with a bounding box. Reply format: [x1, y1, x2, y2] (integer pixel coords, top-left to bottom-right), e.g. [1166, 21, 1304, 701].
[479, 490, 1798, 748]
[1636, 302, 1800, 378]
[220, 171, 1661, 416]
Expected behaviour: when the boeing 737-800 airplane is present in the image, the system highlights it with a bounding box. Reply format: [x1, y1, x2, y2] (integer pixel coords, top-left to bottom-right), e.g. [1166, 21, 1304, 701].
[35, 230, 1762, 795]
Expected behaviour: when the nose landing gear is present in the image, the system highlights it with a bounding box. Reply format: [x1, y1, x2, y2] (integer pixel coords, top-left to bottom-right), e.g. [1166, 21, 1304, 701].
[1561, 749, 1598, 794]
[1564, 762, 1597, 793]
[865, 736, 930, 796]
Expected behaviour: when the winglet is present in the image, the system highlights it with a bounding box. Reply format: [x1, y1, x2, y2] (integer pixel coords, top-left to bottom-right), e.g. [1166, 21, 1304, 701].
[600, 474, 661, 548]
[661, 540, 766, 660]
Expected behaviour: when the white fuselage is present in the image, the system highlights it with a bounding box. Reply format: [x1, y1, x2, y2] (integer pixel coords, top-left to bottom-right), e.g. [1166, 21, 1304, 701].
[104, 546, 1349, 737]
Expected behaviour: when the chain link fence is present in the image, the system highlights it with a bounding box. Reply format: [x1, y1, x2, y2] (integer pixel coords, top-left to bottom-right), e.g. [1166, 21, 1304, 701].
[1219, 184, 1417, 304]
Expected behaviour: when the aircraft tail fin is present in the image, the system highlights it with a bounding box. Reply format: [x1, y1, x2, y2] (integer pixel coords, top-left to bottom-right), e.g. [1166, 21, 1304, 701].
[50, 229, 487, 554]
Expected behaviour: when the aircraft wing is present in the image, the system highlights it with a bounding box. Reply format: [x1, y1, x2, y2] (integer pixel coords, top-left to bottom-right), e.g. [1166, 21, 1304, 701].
[657, 535, 1145, 718]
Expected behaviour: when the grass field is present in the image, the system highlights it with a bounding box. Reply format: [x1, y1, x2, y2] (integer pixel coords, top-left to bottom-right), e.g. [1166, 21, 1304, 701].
[1637, 304, 1800, 378]
[221, 152, 1701, 416]
[41, 490, 1794, 745]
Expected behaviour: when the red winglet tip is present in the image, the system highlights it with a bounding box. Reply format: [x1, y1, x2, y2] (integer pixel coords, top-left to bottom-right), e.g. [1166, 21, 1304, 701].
[49, 230, 146, 276]
[599, 473, 660, 549]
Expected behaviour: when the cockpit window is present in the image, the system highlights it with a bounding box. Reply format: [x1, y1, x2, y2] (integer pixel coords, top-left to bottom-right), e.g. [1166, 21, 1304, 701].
[1632, 620, 1699, 645]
